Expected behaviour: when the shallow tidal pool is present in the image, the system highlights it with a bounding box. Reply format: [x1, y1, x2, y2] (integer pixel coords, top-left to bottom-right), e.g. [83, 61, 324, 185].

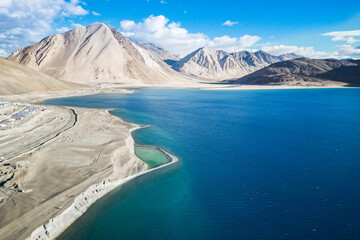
[134, 146, 171, 169]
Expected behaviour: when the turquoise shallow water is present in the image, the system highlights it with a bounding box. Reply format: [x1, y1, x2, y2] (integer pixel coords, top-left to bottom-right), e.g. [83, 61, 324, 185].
[134, 146, 171, 169]
[44, 88, 360, 240]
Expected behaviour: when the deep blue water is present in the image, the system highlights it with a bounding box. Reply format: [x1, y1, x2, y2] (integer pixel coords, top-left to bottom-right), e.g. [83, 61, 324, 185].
[44, 88, 360, 240]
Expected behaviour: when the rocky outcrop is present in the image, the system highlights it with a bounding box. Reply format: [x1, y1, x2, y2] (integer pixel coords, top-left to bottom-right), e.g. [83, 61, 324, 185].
[0, 164, 18, 203]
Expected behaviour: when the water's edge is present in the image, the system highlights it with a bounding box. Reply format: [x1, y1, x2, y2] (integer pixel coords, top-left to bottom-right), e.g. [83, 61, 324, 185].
[37, 88, 360, 240]
[26, 109, 180, 240]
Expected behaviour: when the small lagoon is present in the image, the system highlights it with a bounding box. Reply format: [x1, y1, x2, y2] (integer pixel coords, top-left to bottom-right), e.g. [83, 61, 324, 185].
[134, 145, 171, 169]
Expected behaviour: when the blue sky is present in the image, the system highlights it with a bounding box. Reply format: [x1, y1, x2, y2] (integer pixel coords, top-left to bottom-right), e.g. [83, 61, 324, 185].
[1, 0, 360, 58]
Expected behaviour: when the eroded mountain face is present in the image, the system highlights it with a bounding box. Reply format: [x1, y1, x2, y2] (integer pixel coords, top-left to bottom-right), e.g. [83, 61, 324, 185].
[171, 47, 302, 80]
[8, 23, 191, 85]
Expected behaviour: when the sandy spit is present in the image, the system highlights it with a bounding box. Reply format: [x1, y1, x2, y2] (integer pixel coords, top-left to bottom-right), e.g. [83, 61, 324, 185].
[27, 126, 179, 240]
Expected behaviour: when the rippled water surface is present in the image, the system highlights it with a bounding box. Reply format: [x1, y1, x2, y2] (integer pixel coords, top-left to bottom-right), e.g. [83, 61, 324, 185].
[44, 88, 360, 240]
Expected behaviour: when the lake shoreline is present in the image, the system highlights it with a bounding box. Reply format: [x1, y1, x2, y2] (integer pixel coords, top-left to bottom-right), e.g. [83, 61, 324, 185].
[26, 114, 179, 240]
[1, 85, 358, 240]
[0, 87, 179, 240]
[22, 84, 355, 240]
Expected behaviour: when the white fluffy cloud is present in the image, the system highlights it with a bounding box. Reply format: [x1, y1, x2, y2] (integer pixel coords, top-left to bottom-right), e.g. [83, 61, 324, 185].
[208, 35, 261, 53]
[323, 30, 360, 37]
[92, 11, 101, 16]
[120, 16, 360, 59]
[222, 20, 238, 26]
[55, 26, 71, 33]
[261, 43, 360, 59]
[71, 23, 85, 28]
[338, 44, 360, 56]
[61, 0, 88, 17]
[55, 23, 84, 33]
[323, 30, 360, 44]
[262, 44, 339, 58]
[0, 0, 89, 57]
[120, 15, 261, 56]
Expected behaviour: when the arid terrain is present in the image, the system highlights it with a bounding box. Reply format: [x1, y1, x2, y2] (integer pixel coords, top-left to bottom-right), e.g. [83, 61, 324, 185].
[0, 104, 148, 240]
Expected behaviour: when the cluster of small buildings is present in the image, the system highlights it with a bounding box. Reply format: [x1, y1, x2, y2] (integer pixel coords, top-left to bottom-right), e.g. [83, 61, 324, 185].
[0, 104, 39, 130]
[0, 102, 9, 107]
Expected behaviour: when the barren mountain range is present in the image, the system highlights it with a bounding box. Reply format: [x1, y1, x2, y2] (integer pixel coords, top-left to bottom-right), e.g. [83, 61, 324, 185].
[8, 23, 192, 85]
[170, 47, 302, 80]
[3, 23, 359, 90]
[225, 58, 360, 86]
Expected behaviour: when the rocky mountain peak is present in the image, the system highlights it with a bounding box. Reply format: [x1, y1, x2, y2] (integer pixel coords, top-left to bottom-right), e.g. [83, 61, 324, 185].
[171, 48, 298, 80]
[8, 23, 192, 85]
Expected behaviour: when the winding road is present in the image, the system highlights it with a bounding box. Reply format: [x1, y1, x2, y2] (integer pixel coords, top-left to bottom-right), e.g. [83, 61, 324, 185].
[1, 107, 77, 162]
